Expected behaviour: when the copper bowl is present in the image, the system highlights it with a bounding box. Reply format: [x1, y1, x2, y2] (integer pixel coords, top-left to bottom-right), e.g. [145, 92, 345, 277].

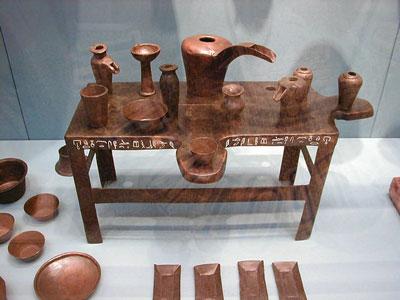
[123, 99, 168, 133]
[8, 231, 45, 262]
[189, 137, 218, 165]
[24, 193, 59, 221]
[0, 213, 14, 243]
[0, 158, 28, 204]
[130, 43, 161, 62]
[34, 252, 101, 300]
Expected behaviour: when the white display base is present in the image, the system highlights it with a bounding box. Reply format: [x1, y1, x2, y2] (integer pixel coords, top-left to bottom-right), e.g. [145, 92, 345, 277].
[0, 139, 399, 299]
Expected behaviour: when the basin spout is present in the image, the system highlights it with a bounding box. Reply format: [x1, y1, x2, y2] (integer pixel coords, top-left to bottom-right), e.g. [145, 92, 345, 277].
[213, 43, 276, 71]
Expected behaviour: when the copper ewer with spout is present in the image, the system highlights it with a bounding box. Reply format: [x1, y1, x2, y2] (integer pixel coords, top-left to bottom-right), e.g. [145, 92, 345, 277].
[181, 34, 277, 97]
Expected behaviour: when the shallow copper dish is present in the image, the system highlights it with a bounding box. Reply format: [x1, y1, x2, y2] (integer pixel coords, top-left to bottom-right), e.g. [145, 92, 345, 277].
[123, 99, 168, 132]
[0, 158, 28, 204]
[8, 231, 45, 262]
[24, 193, 59, 221]
[34, 252, 101, 300]
[0, 213, 15, 243]
[131, 43, 160, 62]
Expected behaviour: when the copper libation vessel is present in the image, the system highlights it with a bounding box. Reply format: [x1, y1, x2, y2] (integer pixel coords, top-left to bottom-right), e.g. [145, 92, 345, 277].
[181, 34, 276, 97]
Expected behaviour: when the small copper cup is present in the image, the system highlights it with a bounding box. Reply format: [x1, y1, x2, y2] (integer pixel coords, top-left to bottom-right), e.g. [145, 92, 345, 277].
[55, 145, 72, 176]
[80, 84, 109, 128]
[222, 83, 245, 118]
[24, 193, 60, 221]
[189, 137, 218, 166]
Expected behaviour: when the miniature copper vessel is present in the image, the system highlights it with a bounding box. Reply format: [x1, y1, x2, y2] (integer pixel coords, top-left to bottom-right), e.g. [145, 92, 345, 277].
[293, 66, 313, 95]
[131, 43, 160, 96]
[55, 145, 72, 176]
[8, 231, 45, 262]
[238, 260, 268, 300]
[159, 64, 179, 119]
[194, 263, 224, 300]
[181, 34, 276, 97]
[24, 193, 59, 221]
[34, 252, 101, 300]
[0, 213, 14, 244]
[80, 84, 109, 128]
[123, 99, 168, 133]
[90, 43, 120, 94]
[0, 276, 5, 300]
[0, 158, 28, 204]
[222, 83, 245, 118]
[272, 262, 307, 300]
[189, 137, 218, 166]
[273, 76, 308, 117]
[338, 71, 363, 111]
[153, 264, 181, 300]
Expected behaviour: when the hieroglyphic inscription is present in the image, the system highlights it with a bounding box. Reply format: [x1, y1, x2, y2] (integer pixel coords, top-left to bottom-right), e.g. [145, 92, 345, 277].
[72, 138, 176, 150]
[224, 135, 333, 147]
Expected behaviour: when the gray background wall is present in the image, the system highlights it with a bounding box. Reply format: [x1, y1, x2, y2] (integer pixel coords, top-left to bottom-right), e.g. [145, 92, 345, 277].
[0, 0, 398, 139]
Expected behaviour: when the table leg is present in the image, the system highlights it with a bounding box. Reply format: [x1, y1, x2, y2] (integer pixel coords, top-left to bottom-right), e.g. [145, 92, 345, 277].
[96, 149, 117, 187]
[295, 142, 336, 240]
[279, 146, 301, 184]
[68, 144, 103, 243]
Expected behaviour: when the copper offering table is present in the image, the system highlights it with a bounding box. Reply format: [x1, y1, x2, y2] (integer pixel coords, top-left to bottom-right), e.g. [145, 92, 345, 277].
[65, 81, 373, 243]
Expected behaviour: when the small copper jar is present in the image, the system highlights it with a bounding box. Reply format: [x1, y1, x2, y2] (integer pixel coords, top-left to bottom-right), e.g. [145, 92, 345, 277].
[55, 145, 72, 177]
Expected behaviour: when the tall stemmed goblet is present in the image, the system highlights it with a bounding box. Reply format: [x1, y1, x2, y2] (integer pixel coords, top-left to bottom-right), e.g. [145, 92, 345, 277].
[131, 43, 160, 96]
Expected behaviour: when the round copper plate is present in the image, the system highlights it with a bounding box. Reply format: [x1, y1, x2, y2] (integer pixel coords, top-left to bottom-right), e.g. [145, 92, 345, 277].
[8, 231, 45, 262]
[24, 193, 59, 221]
[34, 252, 101, 300]
[0, 212, 14, 243]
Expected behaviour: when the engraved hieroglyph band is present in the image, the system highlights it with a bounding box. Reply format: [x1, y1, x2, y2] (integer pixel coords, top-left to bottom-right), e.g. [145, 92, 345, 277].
[70, 135, 335, 151]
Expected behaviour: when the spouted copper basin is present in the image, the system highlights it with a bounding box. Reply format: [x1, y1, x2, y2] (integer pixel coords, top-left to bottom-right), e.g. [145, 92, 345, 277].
[181, 34, 276, 97]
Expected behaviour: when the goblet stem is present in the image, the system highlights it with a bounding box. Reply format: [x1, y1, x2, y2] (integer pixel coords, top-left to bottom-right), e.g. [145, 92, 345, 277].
[140, 61, 155, 96]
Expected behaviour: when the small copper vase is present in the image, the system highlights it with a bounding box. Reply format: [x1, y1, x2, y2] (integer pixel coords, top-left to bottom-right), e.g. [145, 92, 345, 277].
[338, 71, 363, 111]
[159, 64, 179, 119]
[80, 84, 109, 128]
[90, 43, 120, 94]
[293, 66, 313, 95]
[55, 145, 72, 177]
[222, 83, 245, 119]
